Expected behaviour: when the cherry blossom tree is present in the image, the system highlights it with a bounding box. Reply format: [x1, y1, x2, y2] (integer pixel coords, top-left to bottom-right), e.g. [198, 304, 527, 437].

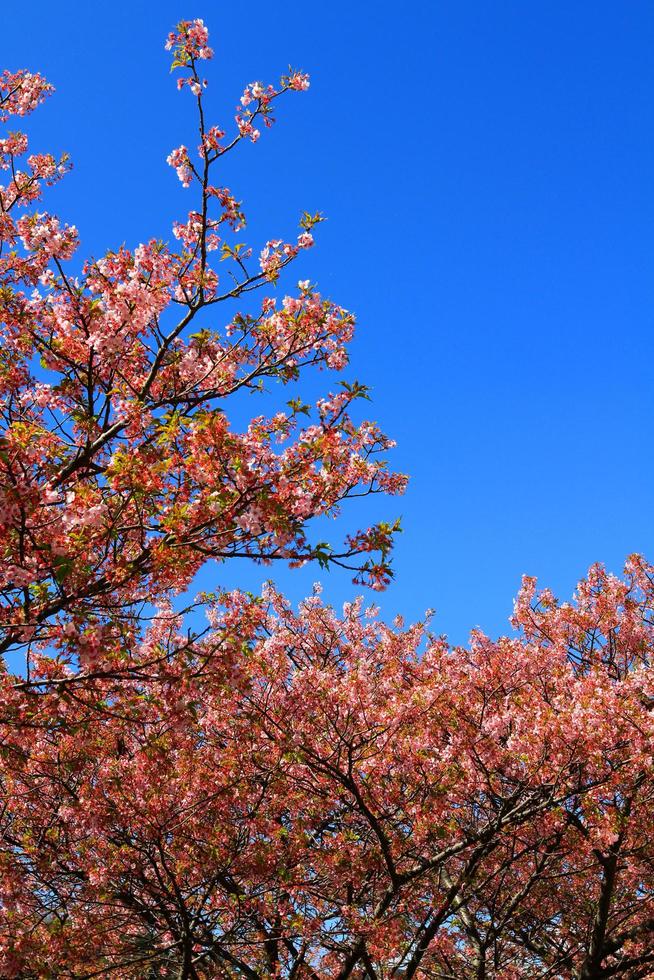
[0, 18, 406, 683]
[2, 553, 654, 976]
[2, 18, 654, 980]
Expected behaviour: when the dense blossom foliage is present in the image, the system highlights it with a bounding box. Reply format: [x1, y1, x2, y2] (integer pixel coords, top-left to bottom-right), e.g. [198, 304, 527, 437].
[3, 557, 654, 977]
[1, 17, 653, 980]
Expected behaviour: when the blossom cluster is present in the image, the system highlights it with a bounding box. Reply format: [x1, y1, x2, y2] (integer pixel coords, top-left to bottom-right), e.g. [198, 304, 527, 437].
[0, 69, 53, 121]
[165, 18, 213, 63]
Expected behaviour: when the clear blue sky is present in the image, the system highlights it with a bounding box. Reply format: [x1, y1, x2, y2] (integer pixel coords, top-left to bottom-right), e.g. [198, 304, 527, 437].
[4, 1, 653, 644]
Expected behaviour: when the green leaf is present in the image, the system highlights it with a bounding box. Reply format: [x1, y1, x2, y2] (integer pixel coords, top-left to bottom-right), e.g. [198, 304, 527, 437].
[53, 557, 74, 584]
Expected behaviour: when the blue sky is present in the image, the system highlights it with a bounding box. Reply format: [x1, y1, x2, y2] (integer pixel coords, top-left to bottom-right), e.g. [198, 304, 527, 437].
[4, 1, 654, 644]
